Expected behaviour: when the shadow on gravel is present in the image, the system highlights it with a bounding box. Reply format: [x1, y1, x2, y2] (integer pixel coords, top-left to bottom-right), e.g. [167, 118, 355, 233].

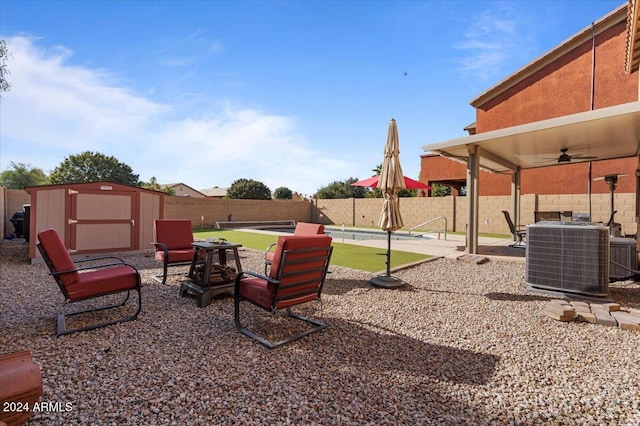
[484, 292, 551, 302]
[323, 277, 372, 295]
[329, 318, 500, 387]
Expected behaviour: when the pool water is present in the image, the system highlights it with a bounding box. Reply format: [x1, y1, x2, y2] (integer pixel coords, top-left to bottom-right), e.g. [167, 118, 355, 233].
[324, 228, 431, 241]
[260, 226, 432, 241]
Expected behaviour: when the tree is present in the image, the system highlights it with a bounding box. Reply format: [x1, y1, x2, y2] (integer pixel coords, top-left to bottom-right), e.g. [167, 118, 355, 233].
[316, 177, 367, 199]
[140, 176, 175, 195]
[0, 39, 10, 97]
[273, 186, 293, 200]
[430, 183, 451, 197]
[227, 178, 271, 200]
[49, 151, 139, 186]
[0, 162, 48, 189]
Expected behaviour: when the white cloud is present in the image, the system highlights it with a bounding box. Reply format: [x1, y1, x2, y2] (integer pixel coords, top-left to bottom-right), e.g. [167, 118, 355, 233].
[0, 36, 349, 195]
[209, 39, 223, 54]
[3, 36, 168, 152]
[454, 6, 530, 81]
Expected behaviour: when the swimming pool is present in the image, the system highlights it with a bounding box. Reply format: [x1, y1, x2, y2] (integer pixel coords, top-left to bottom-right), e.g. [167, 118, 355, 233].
[257, 226, 433, 241]
[323, 228, 432, 241]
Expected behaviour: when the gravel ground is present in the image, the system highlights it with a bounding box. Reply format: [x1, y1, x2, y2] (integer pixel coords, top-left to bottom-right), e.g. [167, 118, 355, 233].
[1, 239, 640, 425]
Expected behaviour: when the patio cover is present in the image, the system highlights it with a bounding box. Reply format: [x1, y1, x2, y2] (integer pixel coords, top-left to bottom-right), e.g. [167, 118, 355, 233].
[421, 101, 640, 254]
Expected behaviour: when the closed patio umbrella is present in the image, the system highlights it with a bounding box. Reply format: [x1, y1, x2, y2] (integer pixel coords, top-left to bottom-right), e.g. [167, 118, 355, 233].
[370, 118, 408, 289]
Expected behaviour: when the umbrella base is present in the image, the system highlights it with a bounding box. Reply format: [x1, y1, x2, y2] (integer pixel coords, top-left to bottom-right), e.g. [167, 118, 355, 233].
[369, 275, 405, 289]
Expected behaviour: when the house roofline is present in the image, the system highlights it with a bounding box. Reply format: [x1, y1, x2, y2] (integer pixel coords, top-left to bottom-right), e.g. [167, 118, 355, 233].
[626, 0, 640, 73]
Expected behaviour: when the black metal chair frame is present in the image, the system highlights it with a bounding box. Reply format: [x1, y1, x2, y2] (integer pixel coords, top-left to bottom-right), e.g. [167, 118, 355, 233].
[502, 210, 526, 248]
[264, 242, 277, 274]
[235, 245, 333, 349]
[150, 241, 194, 285]
[37, 243, 142, 336]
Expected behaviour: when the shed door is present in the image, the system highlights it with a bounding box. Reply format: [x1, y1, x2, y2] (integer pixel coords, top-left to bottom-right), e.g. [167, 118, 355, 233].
[67, 188, 136, 253]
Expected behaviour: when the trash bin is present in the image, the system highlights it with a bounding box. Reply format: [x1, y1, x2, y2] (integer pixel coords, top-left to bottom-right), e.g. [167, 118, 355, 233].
[9, 210, 24, 238]
[23, 204, 31, 243]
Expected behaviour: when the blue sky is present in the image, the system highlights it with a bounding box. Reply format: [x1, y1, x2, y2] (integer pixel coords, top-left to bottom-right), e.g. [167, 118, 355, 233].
[0, 0, 624, 196]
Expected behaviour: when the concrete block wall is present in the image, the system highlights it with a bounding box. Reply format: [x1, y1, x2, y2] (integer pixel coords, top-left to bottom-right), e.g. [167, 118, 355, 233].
[163, 196, 313, 228]
[455, 198, 466, 233]
[3, 189, 31, 238]
[315, 192, 637, 237]
[316, 197, 456, 232]
[353, 198, 382, 228]
[520, 194, 537, 225]
[4, 186, 636, 238]
[537, 193, 636, 235]
[402, 196, 455, 231]
[478, 195, 511, 235]
[315, 198, 354, 226]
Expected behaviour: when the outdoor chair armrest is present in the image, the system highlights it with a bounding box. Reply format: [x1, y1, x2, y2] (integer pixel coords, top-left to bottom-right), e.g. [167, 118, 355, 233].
[151, 241, 169, 252]
[264, 243, 276, 258]
[74, 255, 129, 264]
[49, 259, 137, 277]
[236, 270, 278, 284]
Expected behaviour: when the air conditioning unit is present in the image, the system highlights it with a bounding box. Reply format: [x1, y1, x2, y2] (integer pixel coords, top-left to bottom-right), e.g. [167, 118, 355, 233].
[609, 237, 638, 281]
[526, 221, 610, 300]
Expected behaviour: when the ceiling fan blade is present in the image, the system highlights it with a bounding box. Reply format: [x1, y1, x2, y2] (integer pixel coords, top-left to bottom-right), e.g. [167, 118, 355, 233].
[571, 155, 598, 160]
[536, 149, 598, 164]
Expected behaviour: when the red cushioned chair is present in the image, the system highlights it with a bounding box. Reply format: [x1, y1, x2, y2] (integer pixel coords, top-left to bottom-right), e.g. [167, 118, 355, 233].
[236, 234, 333, 349]
[37, 228, 142, 336]
[264, 222, 325, 273]
[151, 219, 196, 285]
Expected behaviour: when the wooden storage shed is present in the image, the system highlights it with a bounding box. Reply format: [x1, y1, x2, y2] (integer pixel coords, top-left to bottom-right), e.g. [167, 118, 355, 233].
[25, 181, 164, 261]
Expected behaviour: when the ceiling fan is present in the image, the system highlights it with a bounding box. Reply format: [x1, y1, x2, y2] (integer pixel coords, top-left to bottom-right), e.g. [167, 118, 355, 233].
[549, 148, 598, 164]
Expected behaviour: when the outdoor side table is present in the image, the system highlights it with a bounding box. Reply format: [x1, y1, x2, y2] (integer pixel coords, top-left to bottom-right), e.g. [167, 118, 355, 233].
[179, 241, 242, 308]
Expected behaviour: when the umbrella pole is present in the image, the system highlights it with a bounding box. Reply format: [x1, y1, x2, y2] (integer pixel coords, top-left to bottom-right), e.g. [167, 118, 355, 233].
[386, 230, 392, 277]
[370, 230, 405, 288]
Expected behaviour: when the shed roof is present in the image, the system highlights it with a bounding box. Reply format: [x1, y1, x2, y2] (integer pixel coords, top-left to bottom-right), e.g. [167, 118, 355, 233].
[24, 181, 164, 195]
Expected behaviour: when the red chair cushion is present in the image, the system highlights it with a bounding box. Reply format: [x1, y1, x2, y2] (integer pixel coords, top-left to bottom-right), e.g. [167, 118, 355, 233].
[155, 248, 195, 263]
[37, 228, 79, 287]
[241, 235, 332, 311]
[269, 235, 333, 280]
[238, 277, 274, 310]
[65, 265, 139, 301]
[294, 222, 325, 235]
[154, 220, 193, 250]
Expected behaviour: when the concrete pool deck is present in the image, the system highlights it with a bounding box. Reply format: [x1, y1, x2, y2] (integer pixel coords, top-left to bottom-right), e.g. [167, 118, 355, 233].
[247, 227, 526, 262]
[327, 230, 526, 261]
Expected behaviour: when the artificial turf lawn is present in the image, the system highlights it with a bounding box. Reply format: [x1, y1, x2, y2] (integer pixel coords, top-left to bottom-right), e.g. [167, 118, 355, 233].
[194, 229, 430, 273]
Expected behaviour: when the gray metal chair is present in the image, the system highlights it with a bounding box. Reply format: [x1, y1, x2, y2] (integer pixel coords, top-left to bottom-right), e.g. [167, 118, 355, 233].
[502, 211, 526, 248]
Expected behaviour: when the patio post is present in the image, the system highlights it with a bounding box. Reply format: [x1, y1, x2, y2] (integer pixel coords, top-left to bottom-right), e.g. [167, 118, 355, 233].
[511, 167, 521, 230]
[466, 144, 479, 254]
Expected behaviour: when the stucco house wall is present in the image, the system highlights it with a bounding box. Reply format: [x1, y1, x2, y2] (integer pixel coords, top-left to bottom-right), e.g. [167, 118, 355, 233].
[474, 18, 637, 131]
[420, 5, 639, 206]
